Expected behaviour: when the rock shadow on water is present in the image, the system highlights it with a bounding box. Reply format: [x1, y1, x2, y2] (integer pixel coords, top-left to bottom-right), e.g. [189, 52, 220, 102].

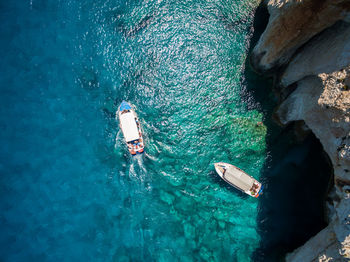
[253, 132, 332, 262]
[241, 3, 333, 261]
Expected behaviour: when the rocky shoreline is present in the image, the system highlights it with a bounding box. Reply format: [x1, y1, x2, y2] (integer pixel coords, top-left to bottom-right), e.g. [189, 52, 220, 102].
[251, 0, 350, 261]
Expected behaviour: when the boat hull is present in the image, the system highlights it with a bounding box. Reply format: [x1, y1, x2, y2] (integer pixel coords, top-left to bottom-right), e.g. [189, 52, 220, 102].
[214, 162, 262, 198]
[117, 101, 144, 155]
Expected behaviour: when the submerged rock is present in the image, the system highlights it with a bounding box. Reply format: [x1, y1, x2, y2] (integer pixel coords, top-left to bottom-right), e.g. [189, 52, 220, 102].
[199, 246, 211, 261]
[183, 222, 196, 240]
[159, 190, 175, 205]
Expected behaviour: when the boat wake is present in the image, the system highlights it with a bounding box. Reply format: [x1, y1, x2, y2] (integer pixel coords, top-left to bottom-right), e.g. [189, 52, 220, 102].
[114, 130, 122, 148]
[128, 154, 147, 184]
[134, 154, 147, 174]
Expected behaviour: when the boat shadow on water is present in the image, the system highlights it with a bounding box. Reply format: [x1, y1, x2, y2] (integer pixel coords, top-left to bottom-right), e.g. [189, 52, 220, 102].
[243, 4, 333, 262]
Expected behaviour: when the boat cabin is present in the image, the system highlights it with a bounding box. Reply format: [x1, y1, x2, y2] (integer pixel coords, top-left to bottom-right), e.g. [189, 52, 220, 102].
[118, 101, 144, 155]
[216, 164, 260, 196]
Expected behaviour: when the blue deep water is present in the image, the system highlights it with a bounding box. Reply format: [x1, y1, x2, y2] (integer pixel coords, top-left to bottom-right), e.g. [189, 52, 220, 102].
[0, 0, 331, 261]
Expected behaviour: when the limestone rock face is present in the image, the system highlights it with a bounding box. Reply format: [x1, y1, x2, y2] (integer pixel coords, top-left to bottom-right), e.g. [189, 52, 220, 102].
[285, 198, 350, 261]
[251, 0, 350, 72]
[281, 22, 350, 87]
[278, 68, 350, 182]
[251, 0, 350, 260]
[285, 223, 342, 262]
[277, 68, 350, 261]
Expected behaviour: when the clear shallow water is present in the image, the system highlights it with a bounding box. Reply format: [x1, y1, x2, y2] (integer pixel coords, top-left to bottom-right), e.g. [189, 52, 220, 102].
[0, 0, 330, 261]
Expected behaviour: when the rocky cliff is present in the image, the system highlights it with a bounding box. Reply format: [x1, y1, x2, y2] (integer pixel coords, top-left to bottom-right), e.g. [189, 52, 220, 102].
[251, 0, 350, 261]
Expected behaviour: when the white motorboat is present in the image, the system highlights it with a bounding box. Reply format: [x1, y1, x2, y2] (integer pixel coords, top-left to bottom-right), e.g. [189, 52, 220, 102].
[117, 101, 144, 155]
[214, 162, 263, 198]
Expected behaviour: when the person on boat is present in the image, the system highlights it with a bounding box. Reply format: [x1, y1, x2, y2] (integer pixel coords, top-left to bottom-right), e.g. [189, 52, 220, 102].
[221, 165, 226, 175]
[250, 183, 259, 194]
[130, 149, 136, 155]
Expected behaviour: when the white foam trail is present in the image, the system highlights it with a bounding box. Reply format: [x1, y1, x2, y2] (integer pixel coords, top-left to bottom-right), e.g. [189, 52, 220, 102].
[114, 130, 122, 149]
[128, 162, 138, 180]
[136, 155, 146, 171]
[126, 155, 148, 185]
[144, 152, 157, 161]
[115, 129, 121, 139]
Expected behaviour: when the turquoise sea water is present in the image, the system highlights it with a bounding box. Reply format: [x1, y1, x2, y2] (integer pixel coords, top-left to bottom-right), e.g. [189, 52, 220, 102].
[0, 0, 331, 261]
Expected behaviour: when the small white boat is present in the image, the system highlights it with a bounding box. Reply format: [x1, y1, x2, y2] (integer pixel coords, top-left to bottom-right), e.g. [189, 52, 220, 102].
[117, 101, 144, 155]
[214, 162, 263, 198]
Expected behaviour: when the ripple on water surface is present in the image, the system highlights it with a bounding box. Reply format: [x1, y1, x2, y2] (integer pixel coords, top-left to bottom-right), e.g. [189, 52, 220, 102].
[1, 0, 265, 261]
[107, 0, 264, 261]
